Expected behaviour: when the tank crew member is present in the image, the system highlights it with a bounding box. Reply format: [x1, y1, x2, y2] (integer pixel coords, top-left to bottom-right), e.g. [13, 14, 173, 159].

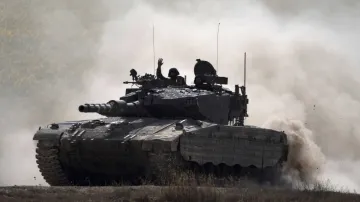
[156, 58, 186, 85]
[194, 59, 217, 76]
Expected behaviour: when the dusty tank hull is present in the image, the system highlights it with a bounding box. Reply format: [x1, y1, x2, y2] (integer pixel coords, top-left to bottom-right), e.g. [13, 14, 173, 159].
[34, 117, 288, 186]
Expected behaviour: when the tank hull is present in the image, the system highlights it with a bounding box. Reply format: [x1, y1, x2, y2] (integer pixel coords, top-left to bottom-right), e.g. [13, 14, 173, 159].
[34, 117, 288, 186]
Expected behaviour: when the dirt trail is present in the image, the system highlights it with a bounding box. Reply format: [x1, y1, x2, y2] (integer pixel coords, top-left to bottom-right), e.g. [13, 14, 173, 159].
[1, 185, 359, 202]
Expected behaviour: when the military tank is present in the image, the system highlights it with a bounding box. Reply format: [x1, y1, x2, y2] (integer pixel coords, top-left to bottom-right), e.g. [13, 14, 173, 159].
[33, 57, 289, 186]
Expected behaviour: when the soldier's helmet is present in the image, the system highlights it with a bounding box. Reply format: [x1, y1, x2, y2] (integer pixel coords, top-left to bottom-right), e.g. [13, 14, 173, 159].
[168, 68, 180, 78]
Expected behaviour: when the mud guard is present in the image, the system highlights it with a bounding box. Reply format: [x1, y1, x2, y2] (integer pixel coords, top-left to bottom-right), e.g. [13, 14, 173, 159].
[33, 128, 64, 146]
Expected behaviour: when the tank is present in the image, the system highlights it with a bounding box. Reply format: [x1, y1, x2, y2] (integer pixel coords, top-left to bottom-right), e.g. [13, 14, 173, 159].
[33, 57, 289, 186]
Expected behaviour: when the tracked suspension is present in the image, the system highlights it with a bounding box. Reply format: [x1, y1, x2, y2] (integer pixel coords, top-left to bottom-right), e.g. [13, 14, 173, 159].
[35, 141, 72, 186]
[36, 141, 282, 186]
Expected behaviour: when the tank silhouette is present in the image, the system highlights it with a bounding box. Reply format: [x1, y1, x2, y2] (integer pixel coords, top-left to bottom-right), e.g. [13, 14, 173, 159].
[33, 56, 289, 186]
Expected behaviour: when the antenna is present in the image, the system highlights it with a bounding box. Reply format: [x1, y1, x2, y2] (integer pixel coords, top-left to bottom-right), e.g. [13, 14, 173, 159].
[153, 24, 156, 75]
[216, 22, 220, 72]
[244, 52, 247, 87]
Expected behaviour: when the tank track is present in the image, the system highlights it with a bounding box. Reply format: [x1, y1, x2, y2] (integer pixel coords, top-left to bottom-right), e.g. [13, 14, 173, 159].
[35, 140, 283, 186]
[35, 141, 72, 186]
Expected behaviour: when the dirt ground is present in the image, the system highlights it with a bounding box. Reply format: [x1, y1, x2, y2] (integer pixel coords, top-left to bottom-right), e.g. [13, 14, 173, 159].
[1, 185, 360, 202]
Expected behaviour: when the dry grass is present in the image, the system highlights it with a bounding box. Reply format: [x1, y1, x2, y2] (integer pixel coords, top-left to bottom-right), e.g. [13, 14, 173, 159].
[1, 185, 360, 202]
[1, 169, 359, 202]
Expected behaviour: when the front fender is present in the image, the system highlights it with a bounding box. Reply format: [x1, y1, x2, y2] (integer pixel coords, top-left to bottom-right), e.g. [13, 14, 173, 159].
[32, 127, 66, 146]
[32, 121, 84, 144]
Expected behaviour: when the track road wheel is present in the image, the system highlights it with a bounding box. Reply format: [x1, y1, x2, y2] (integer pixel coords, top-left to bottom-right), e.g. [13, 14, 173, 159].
[35, 141, 71, 186]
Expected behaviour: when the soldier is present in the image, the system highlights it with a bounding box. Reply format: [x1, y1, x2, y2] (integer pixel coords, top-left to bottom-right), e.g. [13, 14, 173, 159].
[194, 59, 217, 76]
[156, 58, 186, 85]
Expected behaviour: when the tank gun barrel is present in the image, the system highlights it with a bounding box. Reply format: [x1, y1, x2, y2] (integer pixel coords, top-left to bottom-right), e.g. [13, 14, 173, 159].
[78, 100, 145, 117]
[78, 103, 113, 113]
[123, 81, 137, 84]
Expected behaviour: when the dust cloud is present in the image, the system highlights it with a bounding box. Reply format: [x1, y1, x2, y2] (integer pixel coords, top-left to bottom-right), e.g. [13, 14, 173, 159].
[1, 0, 359, 192]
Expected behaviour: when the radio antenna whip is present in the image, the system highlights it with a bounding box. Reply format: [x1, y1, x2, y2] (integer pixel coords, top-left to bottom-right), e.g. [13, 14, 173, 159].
[216, 22, 220, 71]
[244, 52, 247, 87]
[153, 24, 156, 75]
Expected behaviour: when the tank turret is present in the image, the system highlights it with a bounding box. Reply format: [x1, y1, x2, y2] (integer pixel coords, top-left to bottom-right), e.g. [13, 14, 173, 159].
[77, 67, 249, 126]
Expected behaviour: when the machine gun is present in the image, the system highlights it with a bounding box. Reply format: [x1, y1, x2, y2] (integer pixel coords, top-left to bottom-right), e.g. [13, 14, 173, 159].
[193, 74, 228, 91]
[123, 69, 167, 90]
